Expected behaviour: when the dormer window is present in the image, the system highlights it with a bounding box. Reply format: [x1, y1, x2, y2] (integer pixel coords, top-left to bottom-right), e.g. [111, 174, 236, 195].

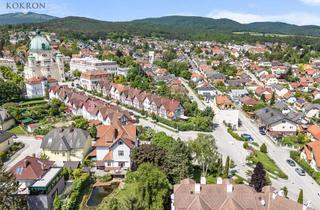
[119, 141, 123, 145]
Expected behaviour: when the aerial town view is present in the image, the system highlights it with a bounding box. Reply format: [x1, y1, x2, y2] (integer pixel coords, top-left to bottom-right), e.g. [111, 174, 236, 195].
[2, 0, 320, 209]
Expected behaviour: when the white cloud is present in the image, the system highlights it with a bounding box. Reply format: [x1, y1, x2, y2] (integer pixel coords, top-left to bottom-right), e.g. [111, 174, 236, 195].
[207, 10, 320, 26]
[300, 0, 320, 5]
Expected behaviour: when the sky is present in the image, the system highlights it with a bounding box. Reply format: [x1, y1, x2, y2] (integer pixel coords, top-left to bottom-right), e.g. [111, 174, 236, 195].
[1, 0, 320, 26]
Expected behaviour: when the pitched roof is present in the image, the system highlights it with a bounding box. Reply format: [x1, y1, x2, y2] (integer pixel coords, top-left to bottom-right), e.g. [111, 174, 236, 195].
[0, 131, 13, 143]
[10, 156, 54, 181]
[173, 178, 311, 210]
[307, 124, 320, 141]
[41, 128, 90, 151]
[304, 141, 320, 168]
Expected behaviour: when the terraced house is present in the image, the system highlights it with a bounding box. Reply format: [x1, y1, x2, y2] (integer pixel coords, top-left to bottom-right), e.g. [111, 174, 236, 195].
[94, 80, 185, 120]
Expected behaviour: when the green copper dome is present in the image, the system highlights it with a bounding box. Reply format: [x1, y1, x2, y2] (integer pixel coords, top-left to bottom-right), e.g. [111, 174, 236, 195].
[30, 31, 50, 51]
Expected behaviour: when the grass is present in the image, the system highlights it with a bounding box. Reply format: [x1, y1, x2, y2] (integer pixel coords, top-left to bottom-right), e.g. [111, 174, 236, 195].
[248, 151, 288, 179]
[9, 125, 27, 135]
[282, 134, 309, 147]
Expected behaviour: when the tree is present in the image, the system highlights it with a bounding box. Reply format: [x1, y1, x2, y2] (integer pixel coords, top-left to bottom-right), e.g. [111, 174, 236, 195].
[53, 194, 62, 210]
[0, 80, 22, 105]
[0, 162, 27, 209]
[250, 162, 267, 192]
[223, 156, 230, 178]
[126, 163, 171, 210]
[89, 125, 97, 139]
[189, 134, 219, 176]
[40, 152, 49, 160]
[162, 139, 193, 184]
[281, 186, 288, 198]
[260, 143, 268, 153]
[130, 144, 166, 171]
[270, 92, 276, 105]
[297, 189, 303, 204]
[72, 116, 89, 130]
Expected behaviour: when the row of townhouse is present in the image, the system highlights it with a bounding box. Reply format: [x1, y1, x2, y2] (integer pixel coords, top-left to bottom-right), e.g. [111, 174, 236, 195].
[49, 85, 133, 125]
[49, 85, 138, 171]
[94, 80, 185, 120]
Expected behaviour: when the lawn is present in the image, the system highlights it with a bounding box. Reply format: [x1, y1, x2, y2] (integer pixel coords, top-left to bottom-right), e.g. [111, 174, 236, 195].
[248, 151, 288, 179]
[9, 125, 27, 135]
[282, 134, 309, 147]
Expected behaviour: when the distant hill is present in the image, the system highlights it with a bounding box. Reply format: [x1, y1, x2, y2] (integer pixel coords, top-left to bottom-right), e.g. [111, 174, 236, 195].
[33, 15, 320, 38]
[3, 13, 320, 38]
[0, 12, 56, 25]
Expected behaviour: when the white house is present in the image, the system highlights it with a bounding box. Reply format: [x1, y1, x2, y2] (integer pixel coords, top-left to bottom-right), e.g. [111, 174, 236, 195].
[94, 123, 137, 170]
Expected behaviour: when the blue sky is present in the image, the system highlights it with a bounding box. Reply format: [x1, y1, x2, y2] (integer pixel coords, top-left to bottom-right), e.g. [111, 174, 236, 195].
[1, 0, 320, 25]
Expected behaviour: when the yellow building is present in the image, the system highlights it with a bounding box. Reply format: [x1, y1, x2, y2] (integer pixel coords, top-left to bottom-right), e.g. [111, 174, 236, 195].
[0, 109, 15, 131]
[0, 131, 14, 153]
[40, 128, 92, 162]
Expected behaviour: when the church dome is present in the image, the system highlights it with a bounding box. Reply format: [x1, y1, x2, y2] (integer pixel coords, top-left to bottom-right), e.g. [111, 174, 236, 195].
[30, 30, 50, 51]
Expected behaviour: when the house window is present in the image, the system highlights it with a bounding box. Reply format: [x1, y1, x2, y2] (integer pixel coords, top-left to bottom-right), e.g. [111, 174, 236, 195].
[118, 150, 124, 156]
[119, 141, 123, 145]
[107, 162, 111, 166]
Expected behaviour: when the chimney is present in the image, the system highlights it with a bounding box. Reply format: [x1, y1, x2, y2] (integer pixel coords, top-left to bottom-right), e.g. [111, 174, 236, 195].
[227, 184, 233, 193]
[23, 159, 30, 168]
[260, 199, 266, 206]
[272, 191, 277, 200]
[195, 183, 201, 193]
[200, 177, 206, 185]
[216, 177, 223, 184]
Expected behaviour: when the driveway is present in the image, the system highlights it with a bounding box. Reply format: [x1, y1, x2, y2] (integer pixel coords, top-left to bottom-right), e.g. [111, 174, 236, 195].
[4, 135, 42, 170]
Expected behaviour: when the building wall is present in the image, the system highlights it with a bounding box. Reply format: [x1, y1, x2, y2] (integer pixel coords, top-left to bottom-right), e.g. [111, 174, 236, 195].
[0, 137, 13, 152]
[27, 176, 65, 210]
[110, 141, 131, 168]
[0, 118, 15, 131]
[270, 120, 297, 132]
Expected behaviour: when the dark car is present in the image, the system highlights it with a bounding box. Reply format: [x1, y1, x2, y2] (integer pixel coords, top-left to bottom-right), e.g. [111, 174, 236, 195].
[286, 159, 296, 167]
[259, 126, 266, 135]
[295, 168, 306, 176]
[241, 133, 254, 142]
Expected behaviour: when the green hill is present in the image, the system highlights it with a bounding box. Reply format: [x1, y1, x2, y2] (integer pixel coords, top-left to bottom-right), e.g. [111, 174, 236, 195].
[0, 12, 56, 25]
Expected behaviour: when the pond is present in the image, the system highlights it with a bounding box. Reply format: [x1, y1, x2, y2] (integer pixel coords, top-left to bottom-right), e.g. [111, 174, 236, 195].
[86, 182, 119, 207]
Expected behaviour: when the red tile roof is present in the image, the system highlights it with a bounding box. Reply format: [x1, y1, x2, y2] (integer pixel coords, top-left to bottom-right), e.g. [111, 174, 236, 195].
[10, 156, 54, 181]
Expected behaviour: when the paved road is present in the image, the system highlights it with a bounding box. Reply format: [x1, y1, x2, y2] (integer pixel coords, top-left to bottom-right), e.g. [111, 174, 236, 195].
[180, 78, 207, 111]
[238, 111, 320, 209]
[4, 136, 42, 170]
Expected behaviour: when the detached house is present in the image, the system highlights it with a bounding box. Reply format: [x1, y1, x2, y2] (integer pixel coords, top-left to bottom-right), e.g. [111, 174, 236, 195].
[301, 141, 320, 172]
[41, 128, 92, 162]
[215, 95, 234, 109]
[94, 122, 137, 170]
[255, 107, 298, 137]
[10, 156, 65, 210]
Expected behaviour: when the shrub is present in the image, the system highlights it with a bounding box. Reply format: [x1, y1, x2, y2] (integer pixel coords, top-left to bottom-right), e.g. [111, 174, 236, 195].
[228, 128, 244, 141]
[0, 152, 7, 162]
[97, 174, 112, 182]
[243, 142, 249, 149]
[260, 143, 268, 153]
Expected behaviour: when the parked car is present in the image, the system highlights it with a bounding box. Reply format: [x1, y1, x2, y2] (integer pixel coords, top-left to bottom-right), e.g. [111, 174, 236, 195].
[259, 127, 266, 135]
[241, 133, 254, 142]
[286, 159, 296, 167]
[295, 168, 306, 176]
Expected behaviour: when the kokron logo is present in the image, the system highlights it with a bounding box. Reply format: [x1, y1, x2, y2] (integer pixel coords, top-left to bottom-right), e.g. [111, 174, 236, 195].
[6, 2, 46, 9]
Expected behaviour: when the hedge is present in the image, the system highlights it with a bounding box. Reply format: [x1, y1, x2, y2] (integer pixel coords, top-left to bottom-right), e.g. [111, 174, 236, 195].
[290, 151, 320, 185]
[227, 128, 245, 141]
